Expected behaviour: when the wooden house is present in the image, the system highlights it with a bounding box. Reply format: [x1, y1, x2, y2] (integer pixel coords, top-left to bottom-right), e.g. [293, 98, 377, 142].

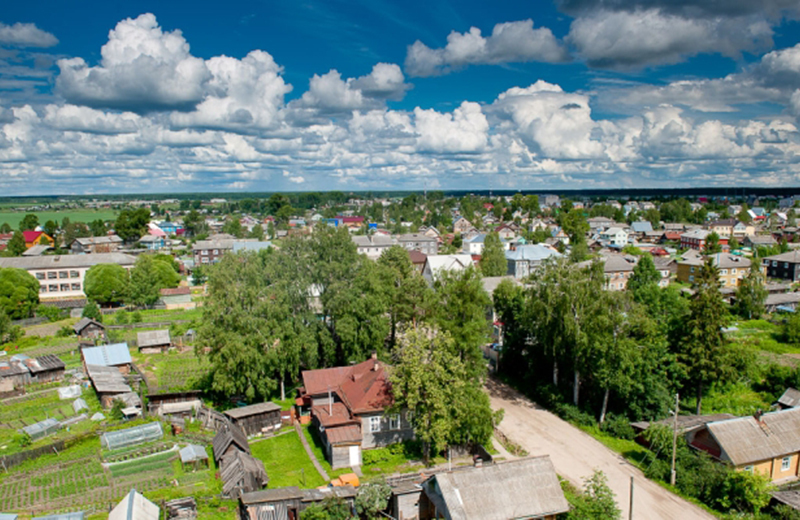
[85, 364, 140, 409]
[81, 343, 132, 374]
[73, 317, 106, 341]
[419, 457, 569, 520]
[27, 354, 65, 383]
[147, 391, 202, 419]
[137, 330, 171, 354]
[224, 402, 282, 437]
[212, 425, 250, 465]
[220, 450, 269, 498]
[239, 485, 358, 520]
[689, 407, 800, 482]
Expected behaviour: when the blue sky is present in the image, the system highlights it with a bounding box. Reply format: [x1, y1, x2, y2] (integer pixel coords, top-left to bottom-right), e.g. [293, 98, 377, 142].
[1, 0, 800, 194]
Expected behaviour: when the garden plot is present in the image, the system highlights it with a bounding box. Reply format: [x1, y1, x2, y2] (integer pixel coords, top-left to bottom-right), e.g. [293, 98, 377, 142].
[137, 351, 210, 393]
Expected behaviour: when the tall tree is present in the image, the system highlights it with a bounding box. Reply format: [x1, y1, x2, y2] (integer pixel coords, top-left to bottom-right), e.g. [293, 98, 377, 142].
[128, 255, 162, 308]
[627, 254, 660, 295]
[89, 219, 107, 237]
[63, 222, 90, 245]
[738, 204, 752, 224]
[114, 208, 150, 242]
[84, 264, 130, 305]
[42, 220, 58, 239]
[6, 232, 26, 256]
[378, 246, 433, 348]
[222, 217, 244, 238]
[679, 257, 731, 414]
[390, 326, 494, 463]
[703, 232, 722, 254]
[0, 268, 40, 319]
[479, 232, 507, 277]
[433, 266, 491, 379]
[733, 266, 767, 320]
[18, 214, 38, 232]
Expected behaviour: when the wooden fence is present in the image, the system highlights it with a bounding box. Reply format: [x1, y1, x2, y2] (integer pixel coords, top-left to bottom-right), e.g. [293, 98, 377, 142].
[0, 430, 95, 472]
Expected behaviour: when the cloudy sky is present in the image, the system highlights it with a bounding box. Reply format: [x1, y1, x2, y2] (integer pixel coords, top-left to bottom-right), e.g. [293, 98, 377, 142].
[2, 1, 800, 194]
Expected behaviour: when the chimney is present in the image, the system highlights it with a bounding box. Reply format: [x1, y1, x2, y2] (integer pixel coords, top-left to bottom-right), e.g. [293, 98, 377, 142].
[754, 409, 763, 423]
[371, 352, 379, 371]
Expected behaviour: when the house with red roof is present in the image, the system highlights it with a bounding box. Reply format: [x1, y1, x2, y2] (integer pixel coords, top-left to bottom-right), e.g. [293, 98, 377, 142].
[23, 231, 52, 249]
[297, 355, 414, 469]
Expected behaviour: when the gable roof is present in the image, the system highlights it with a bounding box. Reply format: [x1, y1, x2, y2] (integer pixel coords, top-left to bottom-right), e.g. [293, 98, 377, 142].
[426, 457, 569, 520]
[302, 357, 393, 415]
[212, 425, 250, 462]
[631, 221, 653, 233]
[224, 402, 280, 420]
[86, 364, 132, 394]
[137, 330, 171, 348]
[108, 489, 159, 520]
[73, 317, 104, 334]
[0, 253, 135, 270]
[82, 343, 131, 367]
[220, 450, 268, 497]
[424, 255, 474, 276]
[22, 231, 46, 243]
[764, 250, 800, 263]
[505, 244, 561, 262]
[705, 407, 800, 466]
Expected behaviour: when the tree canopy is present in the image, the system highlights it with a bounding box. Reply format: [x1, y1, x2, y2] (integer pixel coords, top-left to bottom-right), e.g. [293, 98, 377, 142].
[479, 232, 507, 277]
[0, 268, 40, 319]
[114, 208, 150, 242]
[84, 264, 130, 305]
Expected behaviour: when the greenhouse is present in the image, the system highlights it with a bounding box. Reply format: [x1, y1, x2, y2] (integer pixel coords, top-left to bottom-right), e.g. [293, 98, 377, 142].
[32, 512, 85, 520]
[22, 418, 60, 441]
[72, 398, 88, 413]
[58, 385, 81, 400]
[100, 422, 163, 450]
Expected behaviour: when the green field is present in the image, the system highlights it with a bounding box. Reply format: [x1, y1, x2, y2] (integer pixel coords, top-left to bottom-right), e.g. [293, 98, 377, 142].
[0, 209, 118, 229]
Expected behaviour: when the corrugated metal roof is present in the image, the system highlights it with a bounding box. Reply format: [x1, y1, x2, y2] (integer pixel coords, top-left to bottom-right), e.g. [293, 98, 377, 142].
[428, 457, 569, 520]
[325, 424, 362, 445]
[82, 343, 131, 367]
[505, 244, 561, 262]
[707, 407, 800, 466]
[86, 364, 131, 394]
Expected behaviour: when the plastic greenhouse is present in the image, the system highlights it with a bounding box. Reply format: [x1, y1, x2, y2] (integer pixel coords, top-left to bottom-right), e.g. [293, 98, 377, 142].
[22, 418, 60, 441]
[100, 422, 163, 450]
[72, 398, 88, 413]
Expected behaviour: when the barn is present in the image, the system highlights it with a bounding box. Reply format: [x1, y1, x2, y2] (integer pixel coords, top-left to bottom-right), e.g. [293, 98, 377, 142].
[224, 402, 282, 437]
[73, 317, 106, 341]
[137, 330, 171, 354]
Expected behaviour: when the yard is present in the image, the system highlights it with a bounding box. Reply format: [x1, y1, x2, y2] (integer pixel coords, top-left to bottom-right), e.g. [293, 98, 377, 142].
[250, 429, 327, 488]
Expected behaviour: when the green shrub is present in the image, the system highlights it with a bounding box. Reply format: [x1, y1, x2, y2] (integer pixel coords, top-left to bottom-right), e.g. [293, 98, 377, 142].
[131, 311, 142, 323]
[600, 414, 635, 440]
[115, 309, 129, 325]
[555, 403, 595, 428]
[36, 304, 63, 322]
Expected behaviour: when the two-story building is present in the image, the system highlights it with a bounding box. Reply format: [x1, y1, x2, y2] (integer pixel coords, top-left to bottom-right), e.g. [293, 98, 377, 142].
[763, 251, 800, 282]
[505, 245, 561, 279]
[352, 234, 396, 260]
[599, 227, 629, 247]
[70, 236, 123, 254]
[396, 234, 438, 256]
[677, 253, 753, 288]
[297, 356, 414, 469]
[192, 237, 235, 265]
[0, 253, 136, 300]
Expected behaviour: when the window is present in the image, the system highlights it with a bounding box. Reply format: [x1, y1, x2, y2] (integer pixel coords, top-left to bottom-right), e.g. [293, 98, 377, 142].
[39, 285, 47, 293]
[783, 456, 792, 471]
[406, 411, 414, 424]
[49, 285, 58, 292]
[744, 465, 754, 474]
[720, 269, 728, 275]
[369, 416, 381, 433]
[60, 284, 69, 292]
[59, 271, 68, 279]
[213, 249, 219, 255]
[71, 283, 81, 291]
[70, 271, 79, 278]
[773, 261, 778, 267]
[35, 273, 45, 280]
[732, 269, 737, 274]
[201, 250, 208, 255]
[47, 272, 57, 279]
[689, 275, 694, 282]
[389, 414, 400, 430]
[786, 263, 790, 269]
[690, 267, 695, 273]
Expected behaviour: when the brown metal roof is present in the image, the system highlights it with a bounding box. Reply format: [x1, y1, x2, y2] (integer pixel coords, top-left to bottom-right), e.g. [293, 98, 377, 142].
[325, 424, 362, 445]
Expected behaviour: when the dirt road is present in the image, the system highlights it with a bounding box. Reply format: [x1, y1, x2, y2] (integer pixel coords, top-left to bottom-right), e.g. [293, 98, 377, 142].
[487, 379, 714, 520]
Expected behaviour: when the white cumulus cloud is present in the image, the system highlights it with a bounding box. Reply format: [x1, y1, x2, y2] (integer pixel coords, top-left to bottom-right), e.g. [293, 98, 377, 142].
[405, 20, 570, 77]
[0, 22, 58, 48]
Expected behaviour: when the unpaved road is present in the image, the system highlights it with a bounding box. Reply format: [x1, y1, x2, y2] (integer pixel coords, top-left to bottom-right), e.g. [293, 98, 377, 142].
[487, 379, 714, 520]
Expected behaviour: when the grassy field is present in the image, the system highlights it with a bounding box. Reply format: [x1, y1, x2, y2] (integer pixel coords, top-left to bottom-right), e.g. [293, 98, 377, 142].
[250, 429, 327, 488]
[0, 209, 117, 229]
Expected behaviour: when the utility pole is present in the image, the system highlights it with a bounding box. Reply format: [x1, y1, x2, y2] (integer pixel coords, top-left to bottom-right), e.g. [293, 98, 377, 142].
[670, 393, 679, 486]
[629, 476, 634, 520]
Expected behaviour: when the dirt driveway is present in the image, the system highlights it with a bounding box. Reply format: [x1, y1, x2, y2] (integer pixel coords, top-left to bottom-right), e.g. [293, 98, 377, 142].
[487, 379, 714, 520]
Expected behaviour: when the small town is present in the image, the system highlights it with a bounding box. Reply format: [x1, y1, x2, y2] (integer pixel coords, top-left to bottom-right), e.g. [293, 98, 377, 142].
[3, 0, 800, 518]
[0, 191, 797, 520]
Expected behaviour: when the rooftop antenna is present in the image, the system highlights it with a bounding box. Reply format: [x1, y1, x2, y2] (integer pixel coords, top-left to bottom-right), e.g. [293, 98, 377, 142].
[328, 386, 332, 416]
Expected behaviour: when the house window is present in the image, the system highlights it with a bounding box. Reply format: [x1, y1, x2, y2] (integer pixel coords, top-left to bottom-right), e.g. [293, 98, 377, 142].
[783, 456, 792, 471]
[49, 285, 58, 292]
[786, 263, 790, 269]
[389, 414, 400, 430]
[213, 249, 219, 255]
[47, 272, 57, 279]
[406, 411, 414, 424]
[744, 465, 754, 474]
[773, 261, 778, 267]
[370, 416, 381, 433]
[732, 269, 736, 274]
[71, 283, 81, 291]
[720, 269, 728, 275]
[59, 271, 68, 279]
[70, 271, 80, 278]
[689, 275, 694, 282]
[60, 284, 69, 292]
[35, 273, 45, 280]
[690, 267, 695, 273]
[40, 285, 47, 293]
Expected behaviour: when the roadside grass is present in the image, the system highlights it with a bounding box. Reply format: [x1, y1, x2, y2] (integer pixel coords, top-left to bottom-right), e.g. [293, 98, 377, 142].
[250, 429, 326, 488]
[359, 440, 445, 478]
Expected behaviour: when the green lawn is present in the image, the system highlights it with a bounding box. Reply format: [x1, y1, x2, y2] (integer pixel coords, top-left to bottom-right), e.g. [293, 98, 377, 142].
[0, 209, 117, 229]
[250, 430, 326, 488]
[359, 441, 434, 478]
[301, 426, 354, 481]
